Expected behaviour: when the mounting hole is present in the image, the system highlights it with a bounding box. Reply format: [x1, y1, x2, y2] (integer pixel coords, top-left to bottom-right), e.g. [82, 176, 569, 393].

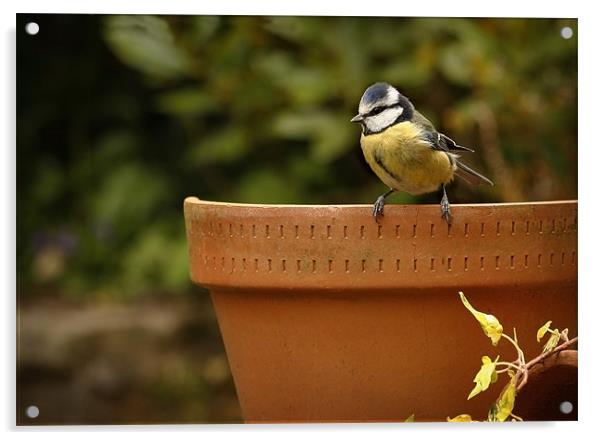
[560, 26, 573, 39]
[25, 22, 40, 35]
[26, 405, 39, 418]
[559, 401, 573, 414]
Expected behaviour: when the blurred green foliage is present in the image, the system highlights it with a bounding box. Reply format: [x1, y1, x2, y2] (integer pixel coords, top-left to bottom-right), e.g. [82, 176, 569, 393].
[17, 15, 577, 297]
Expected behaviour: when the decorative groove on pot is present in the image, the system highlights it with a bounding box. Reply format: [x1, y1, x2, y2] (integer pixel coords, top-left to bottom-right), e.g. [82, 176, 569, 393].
[184, 198, 577, 291]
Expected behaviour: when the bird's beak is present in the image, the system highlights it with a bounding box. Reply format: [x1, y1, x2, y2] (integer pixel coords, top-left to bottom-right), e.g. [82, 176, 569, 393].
[350, 114, 364, 123]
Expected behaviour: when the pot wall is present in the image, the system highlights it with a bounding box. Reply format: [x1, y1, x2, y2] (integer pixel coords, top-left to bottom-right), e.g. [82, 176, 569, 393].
[184, 198, 577, 422]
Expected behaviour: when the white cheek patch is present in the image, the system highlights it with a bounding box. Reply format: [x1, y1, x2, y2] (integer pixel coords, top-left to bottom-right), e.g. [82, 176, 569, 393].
[364, 107, 404, 133]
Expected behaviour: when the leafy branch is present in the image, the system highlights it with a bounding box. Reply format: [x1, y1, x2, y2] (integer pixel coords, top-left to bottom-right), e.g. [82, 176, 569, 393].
[445, 292, 578, 423]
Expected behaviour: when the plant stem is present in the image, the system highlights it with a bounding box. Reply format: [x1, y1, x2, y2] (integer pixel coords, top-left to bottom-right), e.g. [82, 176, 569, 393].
[525, 336, 578, 370]
[510, 413, 524, 422]
[516, 336, 578, 393]
[495, 361, 522, 374]
[501, 333, 525, 366]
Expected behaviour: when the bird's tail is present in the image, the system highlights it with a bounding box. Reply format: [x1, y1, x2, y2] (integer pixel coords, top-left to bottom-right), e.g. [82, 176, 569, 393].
[454, 160, 494, 186]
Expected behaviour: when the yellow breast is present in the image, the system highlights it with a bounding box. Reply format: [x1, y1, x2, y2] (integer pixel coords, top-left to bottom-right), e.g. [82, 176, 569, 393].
[360, 122, 456, 195]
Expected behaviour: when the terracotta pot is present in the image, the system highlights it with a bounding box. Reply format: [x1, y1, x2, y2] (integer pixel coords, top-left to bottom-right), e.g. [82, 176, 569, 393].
[184, 198, 577, 422]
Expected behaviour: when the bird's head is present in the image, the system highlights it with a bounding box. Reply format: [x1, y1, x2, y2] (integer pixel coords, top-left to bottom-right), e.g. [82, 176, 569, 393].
[351, 82, 414, 135]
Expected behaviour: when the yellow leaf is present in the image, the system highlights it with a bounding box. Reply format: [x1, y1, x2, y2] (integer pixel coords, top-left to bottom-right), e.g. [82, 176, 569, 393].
[487, 371, 516, 422]
[543, 329, 561, 353]
[537, 321, 552, 342]
[467, 355, 500, 400]
[459, 292, 504, 346]
[447, 414, 474, 422]
[404, 414, 415, 422]
[493, 375, 517, 422]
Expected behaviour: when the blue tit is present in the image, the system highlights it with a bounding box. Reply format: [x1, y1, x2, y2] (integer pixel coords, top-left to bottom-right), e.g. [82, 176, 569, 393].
[351, 82, 494, 223]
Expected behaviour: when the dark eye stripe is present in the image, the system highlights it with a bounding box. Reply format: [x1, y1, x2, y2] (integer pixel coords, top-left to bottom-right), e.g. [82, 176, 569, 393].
[368, 106, 385, 116]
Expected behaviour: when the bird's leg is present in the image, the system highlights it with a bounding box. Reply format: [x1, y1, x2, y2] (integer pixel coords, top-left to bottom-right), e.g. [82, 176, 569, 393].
[440, 185, 452, 224]
[373, 188, 395, 219]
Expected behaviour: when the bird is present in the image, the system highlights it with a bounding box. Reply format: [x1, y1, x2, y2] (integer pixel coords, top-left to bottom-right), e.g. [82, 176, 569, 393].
[350, 82, 493, 224]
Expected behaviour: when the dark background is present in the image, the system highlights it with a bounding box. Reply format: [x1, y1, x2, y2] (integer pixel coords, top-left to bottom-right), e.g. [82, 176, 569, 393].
[16, 14, 577, 424]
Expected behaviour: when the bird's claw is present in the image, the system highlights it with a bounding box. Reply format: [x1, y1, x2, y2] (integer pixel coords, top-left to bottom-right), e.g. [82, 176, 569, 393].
[441, 208, 452, 225]
[372, 195, 386, 220]
[440, 193, 452, 225]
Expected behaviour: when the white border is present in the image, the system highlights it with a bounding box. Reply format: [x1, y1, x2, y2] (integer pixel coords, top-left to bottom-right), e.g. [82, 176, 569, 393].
[7, 0, 580, 17]
[3, 1, 600, 440]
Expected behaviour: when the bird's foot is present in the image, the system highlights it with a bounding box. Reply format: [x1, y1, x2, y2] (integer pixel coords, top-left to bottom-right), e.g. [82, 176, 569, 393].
[440, 193, 452, 225]
[372, 195, 386, 220]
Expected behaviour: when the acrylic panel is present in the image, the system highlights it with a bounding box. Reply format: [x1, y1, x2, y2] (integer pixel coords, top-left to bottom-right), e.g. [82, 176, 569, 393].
[17, 14, 577, 425]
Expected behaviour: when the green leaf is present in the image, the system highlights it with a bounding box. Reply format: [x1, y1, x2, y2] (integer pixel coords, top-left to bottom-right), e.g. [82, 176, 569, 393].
[439, 43, 474, 85]
[155, 88, 217, 116]
[233, 169, 306, 204]
[272, 111, 355, 163]
[121, 224, 190, 293]
[381, 58, 431, 88]
[537, 320, 553, 342]
[91, 164, 169, 229]
[189, 16, 221, 42]
[104, 15, 193, 80]
[273, 112, 327, 139]
[459, 292, 504, 346]
[188, 128, 249, 165]
[311, 123, 355, 164]
[263, 16, 318, 43]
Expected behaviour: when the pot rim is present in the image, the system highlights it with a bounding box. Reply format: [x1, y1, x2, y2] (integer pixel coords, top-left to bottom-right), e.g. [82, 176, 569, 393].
[184, 196, 577, 210]
[184, 198, 577, 291]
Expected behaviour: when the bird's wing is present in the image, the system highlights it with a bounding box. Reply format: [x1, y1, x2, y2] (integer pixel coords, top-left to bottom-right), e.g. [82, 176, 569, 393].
[436, 133, 475, 153]
[412, 111, 492, 185]
[413, 110, 474, 153]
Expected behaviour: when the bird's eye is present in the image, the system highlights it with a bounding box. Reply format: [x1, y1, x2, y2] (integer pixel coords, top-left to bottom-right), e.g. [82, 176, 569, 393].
[368, 106, 385, 116]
